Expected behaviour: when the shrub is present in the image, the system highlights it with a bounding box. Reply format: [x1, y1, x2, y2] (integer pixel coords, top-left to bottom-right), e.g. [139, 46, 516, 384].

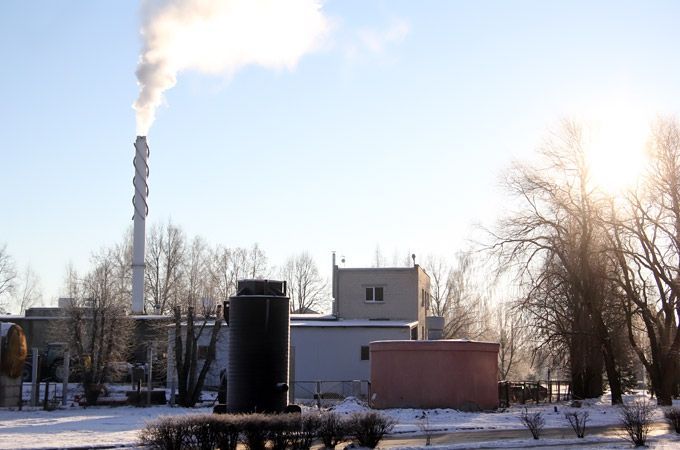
[318, 412, 349, 449]
[519, 408, 545, 440]
[289, 413, 322, 450]
[267, 414, 302, 450]
[139, 415, 191, 450]
[564, 410, 589, 438]
[214, 415, 241, 450]
[347, 411, 395, 449]
[664, 407, 680, 434]
[418, 411, 434, 446]
[240, 414, 271, 450]
[620, 399, 653, 447]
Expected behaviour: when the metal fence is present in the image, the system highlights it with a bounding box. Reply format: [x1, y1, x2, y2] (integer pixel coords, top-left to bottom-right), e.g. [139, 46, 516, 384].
[292, 380, 370, 407]
[498, 380, 572, 407]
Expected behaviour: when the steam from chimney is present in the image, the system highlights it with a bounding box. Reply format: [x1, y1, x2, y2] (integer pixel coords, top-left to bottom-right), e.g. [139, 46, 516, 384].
[133, 0, 329, 135]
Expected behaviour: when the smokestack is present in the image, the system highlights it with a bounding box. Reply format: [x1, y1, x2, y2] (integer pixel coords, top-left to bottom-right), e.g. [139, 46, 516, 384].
[132, 136, 149, 314]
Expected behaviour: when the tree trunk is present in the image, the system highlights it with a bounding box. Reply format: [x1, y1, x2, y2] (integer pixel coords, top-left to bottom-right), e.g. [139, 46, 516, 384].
[571, 307, 604, 399]
[571, 340, 603, 399]
[595, 315, 623, 405]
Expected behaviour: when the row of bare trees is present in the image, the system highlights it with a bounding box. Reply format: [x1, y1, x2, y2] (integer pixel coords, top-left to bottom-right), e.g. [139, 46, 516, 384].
[143, 223, 329, 314]
[487, 117, 680, 405]
[422, 252, 530, 380]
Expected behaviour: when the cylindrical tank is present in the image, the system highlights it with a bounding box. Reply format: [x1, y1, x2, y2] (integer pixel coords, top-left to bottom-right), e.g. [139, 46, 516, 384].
[0, 322, 27, 407]
[0, 322, 27, 378]
[227, 279, 290, 413]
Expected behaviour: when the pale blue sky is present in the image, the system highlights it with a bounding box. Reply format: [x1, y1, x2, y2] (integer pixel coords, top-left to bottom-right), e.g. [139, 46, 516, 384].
[2, 1, 679, 304]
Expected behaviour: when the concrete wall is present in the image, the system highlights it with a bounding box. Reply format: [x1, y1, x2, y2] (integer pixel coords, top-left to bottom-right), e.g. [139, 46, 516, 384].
[0, 313, 65, 352]
[290, 325, 411, 382]
[334, 266, 429, 337]
[370, 340, 500, 410]
[417, 267, 431, 339]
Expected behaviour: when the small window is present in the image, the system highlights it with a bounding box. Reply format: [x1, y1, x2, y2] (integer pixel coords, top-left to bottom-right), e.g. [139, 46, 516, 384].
[360, 346, 370, 360]
[375, 287, 383, 301]
[365, 287, 384, 302]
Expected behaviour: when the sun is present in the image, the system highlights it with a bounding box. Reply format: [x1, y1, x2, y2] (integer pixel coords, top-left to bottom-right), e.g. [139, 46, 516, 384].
[584, 110, 649, 195]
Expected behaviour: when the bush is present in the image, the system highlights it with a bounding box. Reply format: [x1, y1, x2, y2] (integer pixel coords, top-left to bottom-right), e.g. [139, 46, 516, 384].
[289, 413, 322, 450]
[140, 414, 245, 450]
[240, 413, 271, 450]
[664, 407, 680, 434]
[564, 411, 589, 438]
[140, 409, 390, 450]
[347, 411, 395, 449]
[139, 415, 194, 450]
[620, 399, 653, 447]
[318, 412, 349, 449]
[215, 417, 241, 450]
[519, 408, 545, 440]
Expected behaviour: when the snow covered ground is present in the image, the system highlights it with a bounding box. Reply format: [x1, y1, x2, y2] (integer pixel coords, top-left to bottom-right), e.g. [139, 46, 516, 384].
[1, 388, 680, 449]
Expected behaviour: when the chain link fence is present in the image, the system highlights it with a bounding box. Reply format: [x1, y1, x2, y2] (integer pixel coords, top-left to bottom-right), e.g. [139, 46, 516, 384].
[292, 380, 370, 407]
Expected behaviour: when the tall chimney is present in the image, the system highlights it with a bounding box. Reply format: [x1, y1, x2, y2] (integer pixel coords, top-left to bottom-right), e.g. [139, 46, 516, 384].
[132, 136, 149, 314]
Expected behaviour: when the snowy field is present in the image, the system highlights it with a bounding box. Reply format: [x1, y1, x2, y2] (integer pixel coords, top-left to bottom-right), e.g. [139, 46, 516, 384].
[1, 389, 680, 449]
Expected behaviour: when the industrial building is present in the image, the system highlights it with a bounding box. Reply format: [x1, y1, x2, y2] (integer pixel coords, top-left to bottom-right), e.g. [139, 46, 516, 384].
[168, 259, 437, 397]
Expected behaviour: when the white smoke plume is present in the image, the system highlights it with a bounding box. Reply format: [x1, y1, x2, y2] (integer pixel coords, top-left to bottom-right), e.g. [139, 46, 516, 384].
[134, 0, 329, 136]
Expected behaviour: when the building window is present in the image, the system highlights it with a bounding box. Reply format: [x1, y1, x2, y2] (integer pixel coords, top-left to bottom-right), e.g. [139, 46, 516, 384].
[360, 346, 370, 360]
[421, 289, 430, 308]
[365, 286, 384, 302]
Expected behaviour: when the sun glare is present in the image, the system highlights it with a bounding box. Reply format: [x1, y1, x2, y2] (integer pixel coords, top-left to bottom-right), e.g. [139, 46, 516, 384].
[584, 110, 649, 194]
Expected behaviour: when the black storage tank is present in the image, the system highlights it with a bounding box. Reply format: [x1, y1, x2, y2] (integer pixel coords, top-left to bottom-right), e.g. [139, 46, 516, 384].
[227, 279, 290, 413]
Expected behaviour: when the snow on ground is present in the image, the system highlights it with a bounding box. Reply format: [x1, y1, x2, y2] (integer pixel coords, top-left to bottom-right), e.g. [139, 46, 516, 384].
[0, 404, 212, 449]
[329, 393, 670, 434]
[1, 389, 679, 449]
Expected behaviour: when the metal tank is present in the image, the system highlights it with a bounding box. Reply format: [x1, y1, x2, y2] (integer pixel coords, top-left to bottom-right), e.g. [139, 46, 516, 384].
[227, 279, 290, 413]
[0, 322, 28, 407]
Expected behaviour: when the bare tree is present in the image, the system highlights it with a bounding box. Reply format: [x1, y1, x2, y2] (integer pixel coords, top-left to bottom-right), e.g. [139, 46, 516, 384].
[59, 250, 133, 405]
[173, 305, 223, 407]
[145, 221, 185, 314]
[0, 244, 17, 313]
[13, 265, 42, 314]
[208, 243, 269, 304]
[606, 118, 680, 405]
[488, 120, 624, 403]
[181, 236, 210, 313]
[208, 245, 234, 303]
[110, 230, 133, 312]
[281, 252, 328, 313]
[494, 301, 527, 380]
[425, 253, 491, 340]
[373, 245, 386, 268]
[247, 243, 269, 279]
[424, 255, 451, 317]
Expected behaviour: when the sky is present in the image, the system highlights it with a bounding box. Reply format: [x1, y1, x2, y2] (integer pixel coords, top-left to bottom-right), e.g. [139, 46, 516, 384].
[1, 1, 680, 307]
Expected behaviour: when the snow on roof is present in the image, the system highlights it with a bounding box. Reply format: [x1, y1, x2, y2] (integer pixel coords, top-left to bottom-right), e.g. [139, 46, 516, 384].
[290, 313, 335, 320]
[291, 319, 417, 328]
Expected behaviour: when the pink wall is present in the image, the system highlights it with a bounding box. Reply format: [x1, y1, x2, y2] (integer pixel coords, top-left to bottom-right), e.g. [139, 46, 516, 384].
[370, 340, 499, 410]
